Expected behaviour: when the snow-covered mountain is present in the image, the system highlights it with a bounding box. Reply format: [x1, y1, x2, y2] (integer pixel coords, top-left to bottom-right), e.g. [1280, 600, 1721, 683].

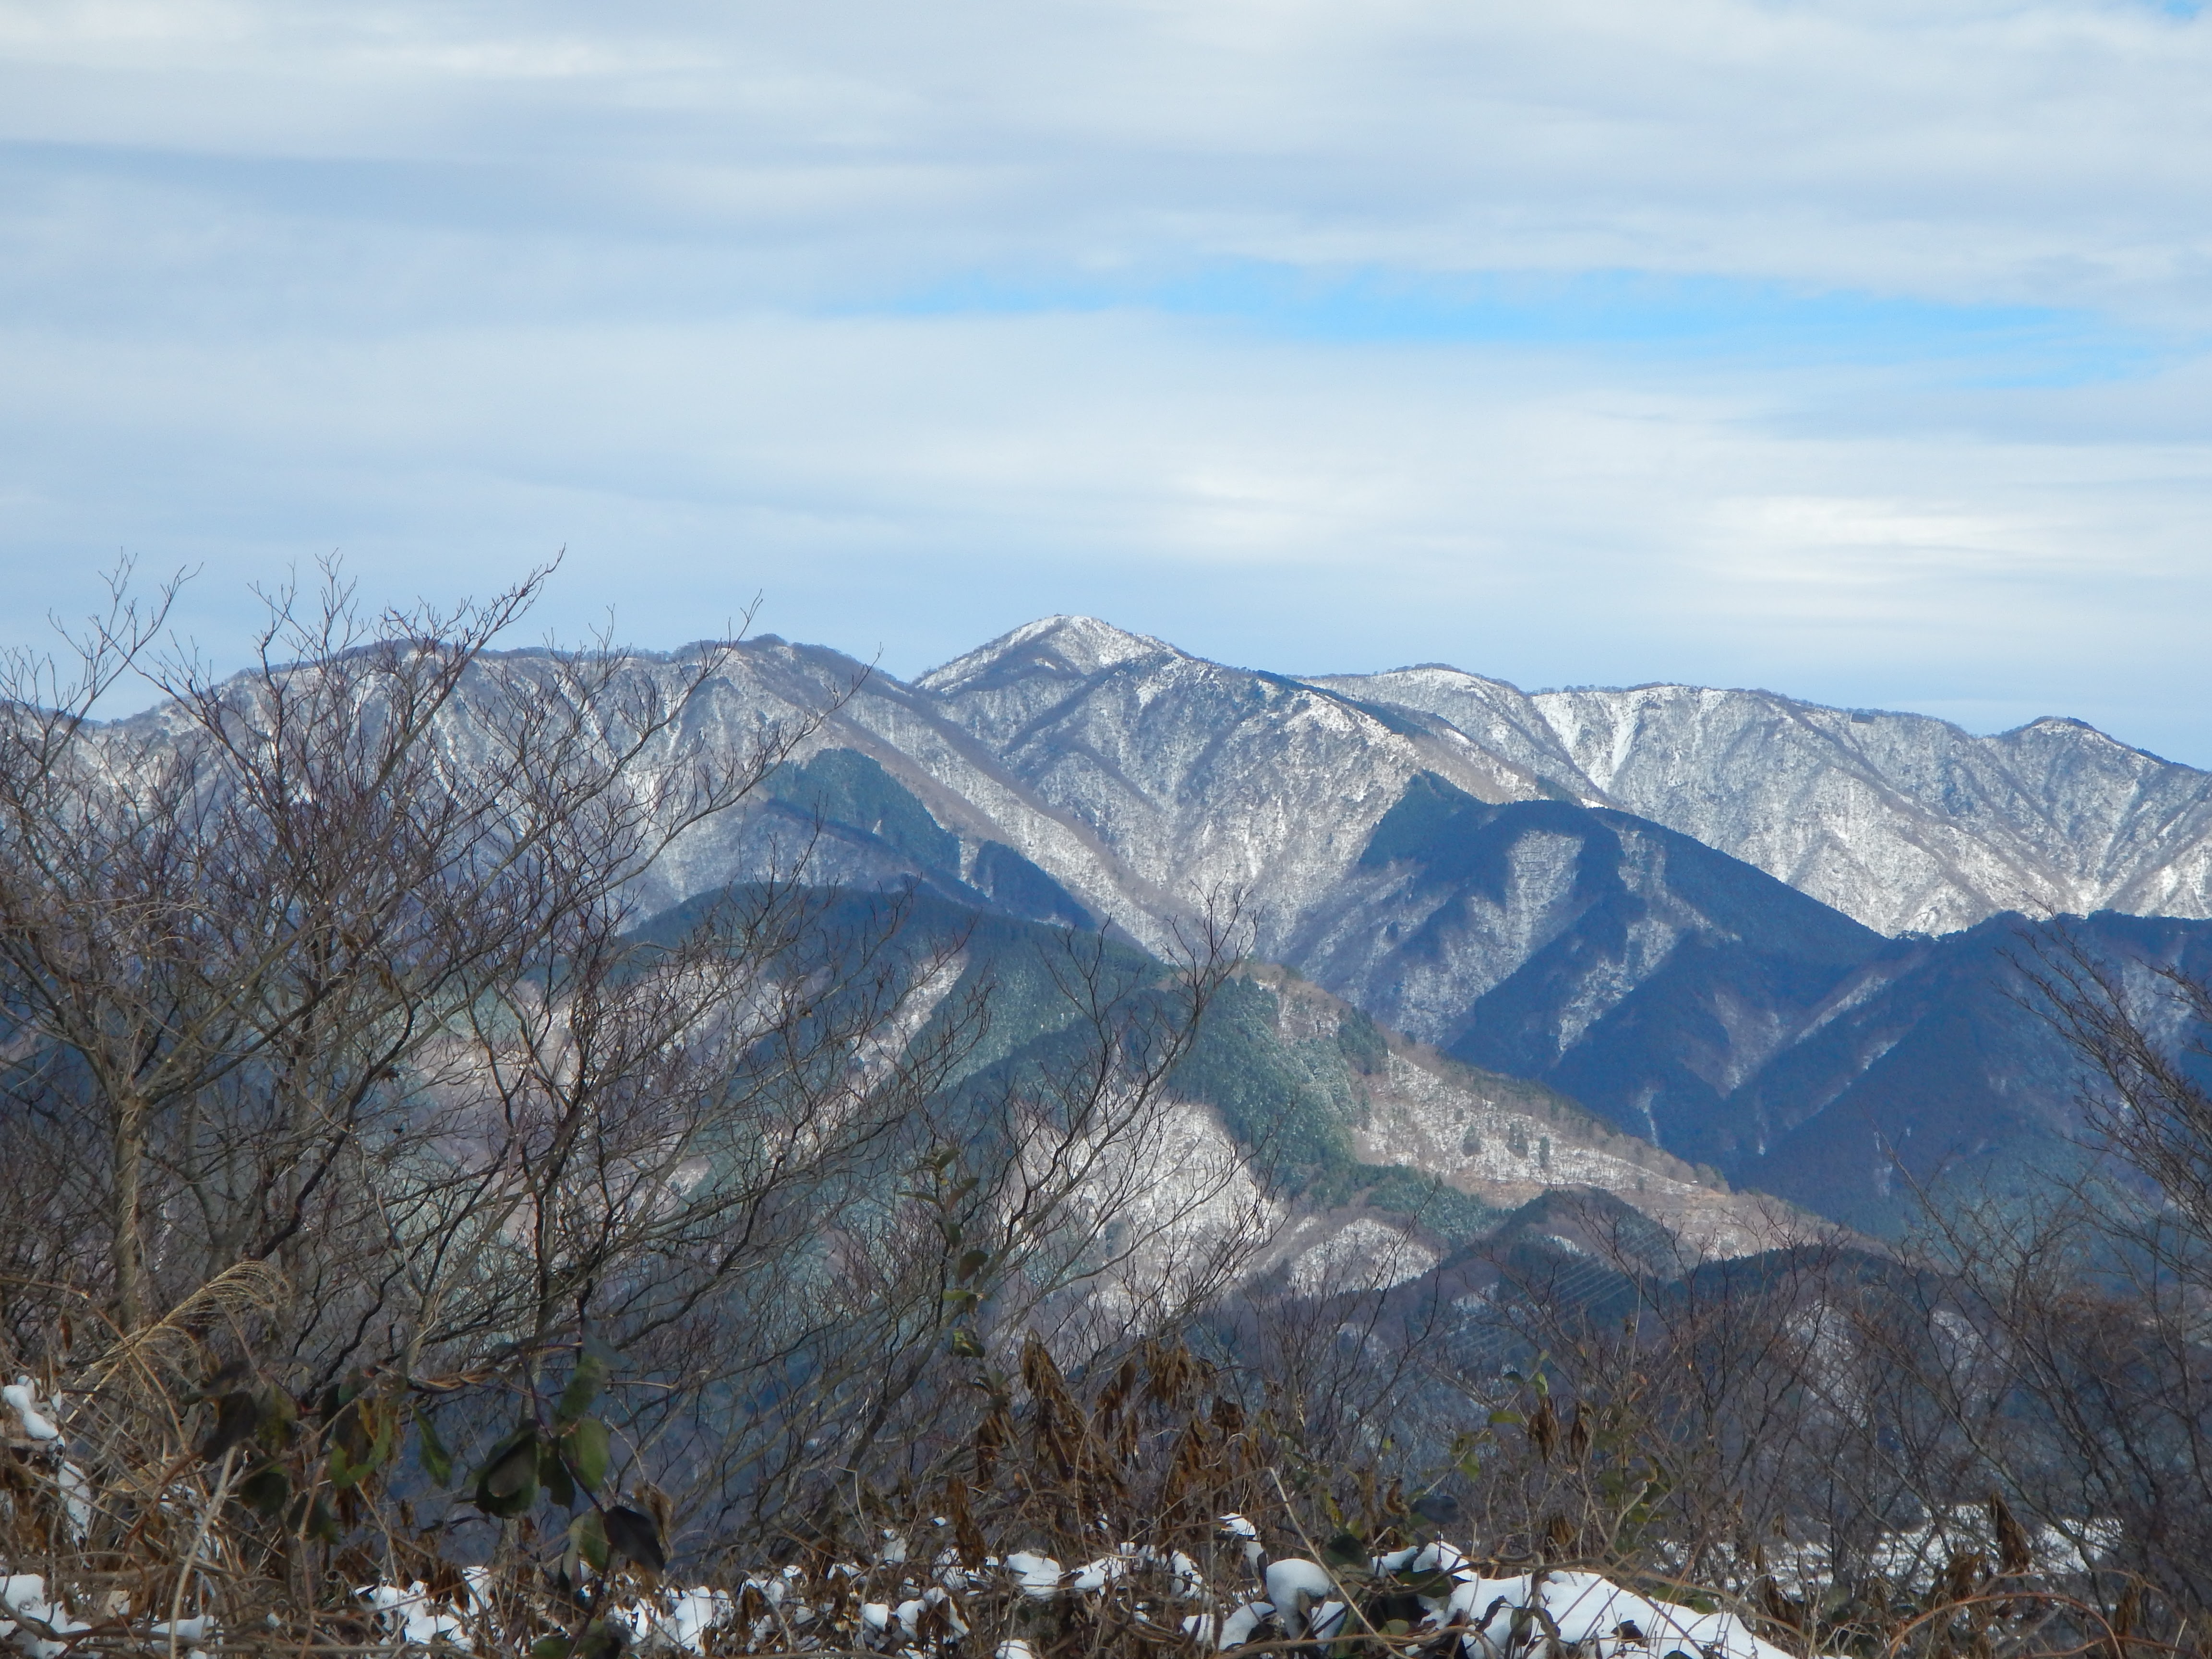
[912, 617, 1561, 954]
[148, 615, 2212, 1229]
[443, 614, 2212, 950]
[909, 613, 2212, 939]
[1316, 667, 2212, 936]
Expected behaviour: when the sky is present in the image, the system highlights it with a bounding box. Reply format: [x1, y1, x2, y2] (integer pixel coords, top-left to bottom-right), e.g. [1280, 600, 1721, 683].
[3, 1, 2212, 758]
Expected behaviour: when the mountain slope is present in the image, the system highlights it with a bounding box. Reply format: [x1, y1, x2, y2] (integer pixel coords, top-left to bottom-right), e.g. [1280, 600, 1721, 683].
[1727, 910, 2212, 1231]
[914, 617, 1568, 960]
[1284, 773, 1887, 1161]
[120, 615, 2212, 1233]
[645, 883, 1820, 1297]
[1317, 669, 2212, 935]
[1135, 952, 1821, 1272]
[900, 628, 2212, 1230]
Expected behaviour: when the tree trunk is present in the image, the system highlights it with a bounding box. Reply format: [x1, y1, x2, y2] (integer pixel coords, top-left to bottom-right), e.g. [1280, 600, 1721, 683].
[112, 1093, 148, 1332]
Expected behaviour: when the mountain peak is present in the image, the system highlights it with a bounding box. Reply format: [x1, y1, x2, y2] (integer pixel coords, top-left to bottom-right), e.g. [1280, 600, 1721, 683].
[915, 615, 1179, 695]
[2000, 714, 2191, 771]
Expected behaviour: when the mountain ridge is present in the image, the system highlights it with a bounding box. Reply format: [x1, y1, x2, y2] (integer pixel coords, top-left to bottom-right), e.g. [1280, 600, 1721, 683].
[1304, 660, 2212, 934]
[902, 614, 2212, 940]
[105, 613, 2212, 1232]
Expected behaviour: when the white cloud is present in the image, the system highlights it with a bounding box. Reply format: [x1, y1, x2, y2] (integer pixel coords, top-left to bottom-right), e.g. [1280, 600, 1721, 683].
[3, 0, 2211, 309]
[0, 0, 2209, 759]
[5, 307, 2207, 738]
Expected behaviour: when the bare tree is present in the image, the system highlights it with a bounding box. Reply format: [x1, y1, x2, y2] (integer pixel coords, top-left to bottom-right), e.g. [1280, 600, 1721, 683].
[0, 564, 1278, 1647]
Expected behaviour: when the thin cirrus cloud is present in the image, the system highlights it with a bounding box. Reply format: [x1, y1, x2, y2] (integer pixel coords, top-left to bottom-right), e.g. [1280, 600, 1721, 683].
[0, 0, 2210, 761]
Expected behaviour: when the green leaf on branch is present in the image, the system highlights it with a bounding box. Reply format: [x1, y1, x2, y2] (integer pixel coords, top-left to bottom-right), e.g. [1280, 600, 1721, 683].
[200, 1391, 262, 1463]
[555, 1352, 609, 1427]
[1397, 1569, 1459, 1598]
[327, 1441, 367, 1491]
[416, 1407, 454, 1486]
[255, 1388, 299, 1453]
[328, 1392, 399, 1488]
[571, 1508, 611, 1574]
[289, 1490, 340, 1544]
[484, 1429, 539, 1496]
[564, 1416, 611, 1493]
[540, 1436, 577, 1509]
[604, 1504, 667, 1571]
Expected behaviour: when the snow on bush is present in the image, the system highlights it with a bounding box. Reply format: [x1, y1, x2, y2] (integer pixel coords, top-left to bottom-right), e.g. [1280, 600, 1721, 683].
[276, 1522, 1829, 1659]
[2, 1377, 90, 1540]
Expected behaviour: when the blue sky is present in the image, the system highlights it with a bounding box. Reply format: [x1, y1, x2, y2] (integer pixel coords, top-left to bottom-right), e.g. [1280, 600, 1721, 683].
[4, 0, 2212, 761]
[890, 264, 2152, 376]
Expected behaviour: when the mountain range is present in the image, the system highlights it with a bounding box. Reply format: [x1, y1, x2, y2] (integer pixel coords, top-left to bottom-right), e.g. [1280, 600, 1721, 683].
[142, 615, 2212, 1239]
[643, 612, 2212, 936]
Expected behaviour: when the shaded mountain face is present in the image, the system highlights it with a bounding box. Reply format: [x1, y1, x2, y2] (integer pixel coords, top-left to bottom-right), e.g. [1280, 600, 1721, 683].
[1430, 886, 2212, 1234]
[1320, 775, 1886, 1164]
[130, 616, 2212, 1231]
[1249, 770, 2197, 1234]
[1292, 769, 2212, 1234]
[1723, 911, 2212, 1232]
